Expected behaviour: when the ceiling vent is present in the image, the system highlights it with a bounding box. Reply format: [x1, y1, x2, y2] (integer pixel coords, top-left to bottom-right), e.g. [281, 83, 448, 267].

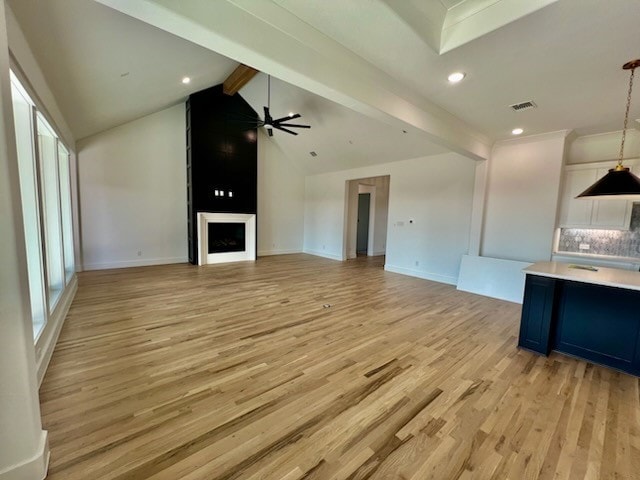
[309, 151, 317, 157]
[509, 100, 537, 111]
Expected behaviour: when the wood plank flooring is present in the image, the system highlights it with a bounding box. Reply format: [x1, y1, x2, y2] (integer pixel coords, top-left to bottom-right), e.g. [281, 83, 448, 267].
[40, 254, 640, 479]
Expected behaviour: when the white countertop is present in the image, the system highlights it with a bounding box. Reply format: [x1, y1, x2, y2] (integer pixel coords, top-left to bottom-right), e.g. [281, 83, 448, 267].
[524, 261, 640, 292]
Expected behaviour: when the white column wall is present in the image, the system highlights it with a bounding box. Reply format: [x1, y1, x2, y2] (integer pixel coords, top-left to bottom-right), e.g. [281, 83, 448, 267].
[0, 1, 48, 477]
[481, 132, 568, 262]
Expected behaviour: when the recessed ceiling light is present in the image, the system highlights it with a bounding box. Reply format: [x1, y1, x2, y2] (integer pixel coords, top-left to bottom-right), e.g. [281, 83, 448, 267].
[288, 112, 295, 117]
[447, 72, 466, 83]
[182, 77, 191, 84]
[512, 128, 524, 135]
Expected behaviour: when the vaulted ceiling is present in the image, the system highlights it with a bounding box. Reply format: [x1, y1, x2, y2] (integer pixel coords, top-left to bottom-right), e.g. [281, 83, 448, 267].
[7, 0, 237, 140]
[8, 0, 640, 174]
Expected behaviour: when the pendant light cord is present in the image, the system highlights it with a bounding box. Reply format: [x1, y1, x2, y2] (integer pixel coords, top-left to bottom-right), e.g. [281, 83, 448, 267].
[618, 66, 636, 166]
[267, 75, 271, 110]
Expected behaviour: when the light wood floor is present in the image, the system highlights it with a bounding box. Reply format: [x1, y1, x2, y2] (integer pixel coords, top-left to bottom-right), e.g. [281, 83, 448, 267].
[40, 254, 640, 479]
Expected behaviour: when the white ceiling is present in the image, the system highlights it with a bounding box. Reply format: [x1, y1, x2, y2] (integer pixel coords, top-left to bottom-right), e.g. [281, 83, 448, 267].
[273, 0, 640, 139]
[240, 74, 447, 175]
[7, 0, 451, 174]
[8, 0, 640, 174]
[7, 0, 238, 140]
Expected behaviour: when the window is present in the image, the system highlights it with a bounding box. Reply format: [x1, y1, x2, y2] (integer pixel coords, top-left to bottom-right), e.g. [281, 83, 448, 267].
[58, 143, 75, 281]
[10, 71, 75, 340]
[38, 114, 65, 309]
[11, 74, 47, 338]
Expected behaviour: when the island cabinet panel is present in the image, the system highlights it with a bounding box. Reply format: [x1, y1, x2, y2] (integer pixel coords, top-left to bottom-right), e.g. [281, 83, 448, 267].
[518, 275, 558, 354]
[520, 263, 640, 377]
[554, 280, 640, 376]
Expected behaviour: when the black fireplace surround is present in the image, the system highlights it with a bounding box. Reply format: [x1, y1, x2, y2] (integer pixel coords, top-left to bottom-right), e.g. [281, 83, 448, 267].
[186, 84, 258, 264]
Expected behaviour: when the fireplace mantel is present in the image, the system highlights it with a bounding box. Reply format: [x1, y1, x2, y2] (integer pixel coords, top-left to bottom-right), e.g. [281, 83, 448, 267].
[197, 212, 256, 265]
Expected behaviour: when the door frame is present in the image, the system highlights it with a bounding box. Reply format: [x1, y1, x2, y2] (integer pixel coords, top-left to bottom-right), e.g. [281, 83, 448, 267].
[357, 185, 375, 256]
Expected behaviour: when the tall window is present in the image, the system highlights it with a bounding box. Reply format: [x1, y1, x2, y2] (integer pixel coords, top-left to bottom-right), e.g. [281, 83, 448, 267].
[11, 73, 46, 338]
[58, 143, 75, 282]
[10, 72, 75, 340]
[38, 114, 65, 308]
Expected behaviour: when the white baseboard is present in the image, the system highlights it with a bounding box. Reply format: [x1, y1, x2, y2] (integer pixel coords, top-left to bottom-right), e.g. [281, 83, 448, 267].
[83, 256, 188, 271]
[384, 264, 457, 286]
[303, 249, 344, 261]
[0, 430, 48, 480]
[36, 275, 77, 386]
[370, 250, 386, 256]
[257, 249, 302, 257]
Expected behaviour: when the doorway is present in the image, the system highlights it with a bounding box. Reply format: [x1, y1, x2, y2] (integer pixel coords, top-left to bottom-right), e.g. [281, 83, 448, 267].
[356, 193, 370, 255]
[343, 175, 390, 261]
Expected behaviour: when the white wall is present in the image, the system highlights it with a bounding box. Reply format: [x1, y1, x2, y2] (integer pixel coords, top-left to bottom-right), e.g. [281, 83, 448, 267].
[77, 104, 187, 270]
[0, 2, 48, 477]
[567, 130, 640, 165]
[304, 152, 476, 284]
[257, 129, 305, 256]
[78, 112, 305, 268]
[481, 132, 568, 263]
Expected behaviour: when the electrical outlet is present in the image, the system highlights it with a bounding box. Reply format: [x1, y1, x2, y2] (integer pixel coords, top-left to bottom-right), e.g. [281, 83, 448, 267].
[137, 250, 142, 256]
[579, 243, 590, 250]
[322, 245, 325, 250]
[415, 260, 419, 267]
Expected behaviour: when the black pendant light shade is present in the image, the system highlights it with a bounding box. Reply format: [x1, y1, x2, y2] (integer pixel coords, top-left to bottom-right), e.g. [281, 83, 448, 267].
[576, 166, 640, 199]
[576, 58, 640, 199]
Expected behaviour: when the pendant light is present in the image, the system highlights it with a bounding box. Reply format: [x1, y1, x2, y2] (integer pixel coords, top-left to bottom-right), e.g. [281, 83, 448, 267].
[577, 59, 640, 199]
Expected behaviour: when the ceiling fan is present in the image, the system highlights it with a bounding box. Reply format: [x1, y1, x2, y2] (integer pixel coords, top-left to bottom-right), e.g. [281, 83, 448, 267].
[258, 75, 310, 136]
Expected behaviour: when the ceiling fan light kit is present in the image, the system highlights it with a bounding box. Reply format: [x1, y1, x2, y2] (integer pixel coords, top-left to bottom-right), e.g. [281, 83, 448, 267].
[577, 58, 640, 199]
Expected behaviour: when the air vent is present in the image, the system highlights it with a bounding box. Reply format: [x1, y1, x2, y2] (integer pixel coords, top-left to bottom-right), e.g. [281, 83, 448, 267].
[309, 151, 317, 157]
[509, 101, 537, 111]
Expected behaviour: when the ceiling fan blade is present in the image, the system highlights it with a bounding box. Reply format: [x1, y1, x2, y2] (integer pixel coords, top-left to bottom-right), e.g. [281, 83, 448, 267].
[267, 128, 273, 137]
[273, 125, 298, 135]
[273, 113, 301, 123]
[277, 123, 311, 129]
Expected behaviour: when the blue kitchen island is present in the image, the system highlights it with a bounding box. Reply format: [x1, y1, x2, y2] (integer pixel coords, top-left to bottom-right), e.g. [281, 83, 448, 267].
[519, 261, 640, 377]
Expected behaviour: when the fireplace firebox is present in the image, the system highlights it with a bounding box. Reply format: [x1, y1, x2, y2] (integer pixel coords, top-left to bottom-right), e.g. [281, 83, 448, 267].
[208, 223, 246, 254]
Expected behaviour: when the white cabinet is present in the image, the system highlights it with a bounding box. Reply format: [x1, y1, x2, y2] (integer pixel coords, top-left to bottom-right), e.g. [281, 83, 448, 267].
[558, 169, 595, 227]
[558, 163, 633, 229]
[590, 168, 632, 228]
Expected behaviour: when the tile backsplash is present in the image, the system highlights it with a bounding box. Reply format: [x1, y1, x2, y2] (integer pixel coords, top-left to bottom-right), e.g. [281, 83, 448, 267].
[558, 203, 640, 258]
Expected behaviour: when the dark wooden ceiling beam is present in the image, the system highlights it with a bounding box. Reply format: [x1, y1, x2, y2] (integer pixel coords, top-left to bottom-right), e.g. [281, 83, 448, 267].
[223, 64, 259, 95]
